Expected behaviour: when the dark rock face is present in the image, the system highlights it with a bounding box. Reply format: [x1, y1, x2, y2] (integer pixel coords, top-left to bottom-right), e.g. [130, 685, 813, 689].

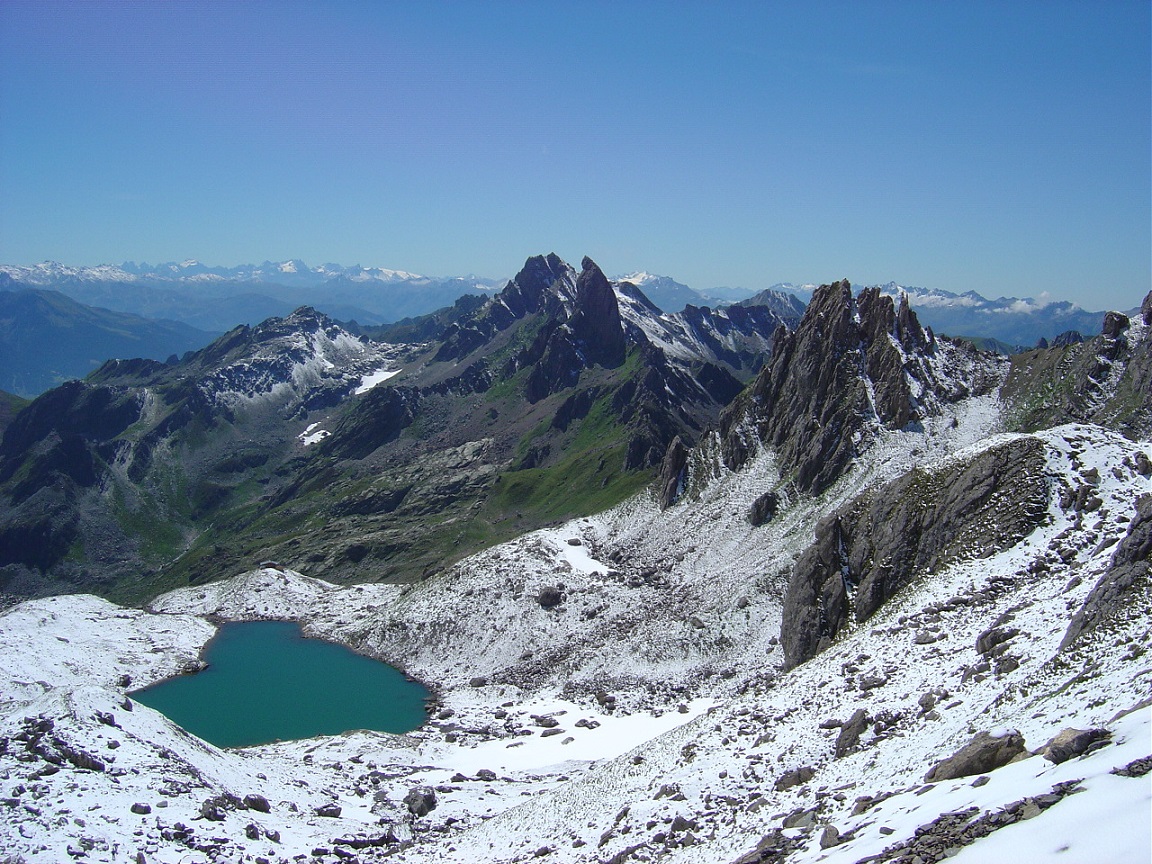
[781, 437, 1048, 668]
[924, 730, 1027, 781]
[834, 709, 871, 758]
[720, 281, 869, 494]
[1062, 493, 1152, 649]
[0, 382, 141, 474]
[747, 491, 779, 527]
[719, 281, 990, 496]
[317, 386, 420, 461]
[570, 258, 626, 368]
[655, 436, 689, 510]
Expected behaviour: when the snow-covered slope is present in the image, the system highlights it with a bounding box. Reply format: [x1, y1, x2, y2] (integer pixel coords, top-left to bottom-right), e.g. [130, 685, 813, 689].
[189, 307, 407, 411]
[3, 408, 1148, 862]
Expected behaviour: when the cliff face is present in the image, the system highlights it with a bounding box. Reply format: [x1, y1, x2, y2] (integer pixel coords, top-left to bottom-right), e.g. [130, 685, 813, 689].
[719, 281, 1001, 495]
[780, 436, 1049, 668]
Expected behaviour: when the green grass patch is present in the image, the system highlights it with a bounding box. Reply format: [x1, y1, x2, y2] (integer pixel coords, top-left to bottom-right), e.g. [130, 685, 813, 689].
[110, 486, 189, 566]
[486, 441, 653, 524]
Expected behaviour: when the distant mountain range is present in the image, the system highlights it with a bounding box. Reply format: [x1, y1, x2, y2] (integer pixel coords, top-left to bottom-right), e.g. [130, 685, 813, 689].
[3, 260, 1118, 343]
[0, 287, 216, 397]
[0, 261, 504, 333]
[0, 260, 1124, 397]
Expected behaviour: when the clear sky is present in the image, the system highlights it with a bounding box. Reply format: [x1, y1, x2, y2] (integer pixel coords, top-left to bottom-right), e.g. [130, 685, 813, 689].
[1, 0, 1148, 309]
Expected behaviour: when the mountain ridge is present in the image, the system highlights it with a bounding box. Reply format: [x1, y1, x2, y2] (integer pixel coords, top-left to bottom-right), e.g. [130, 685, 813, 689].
[0, 286, 217, 397]
[0, 273, 1148, 862]
[0, 254, 793, 601]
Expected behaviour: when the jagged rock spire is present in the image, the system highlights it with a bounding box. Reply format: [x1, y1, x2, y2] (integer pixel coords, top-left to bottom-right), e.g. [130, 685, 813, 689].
[569, 257, 625, 367]
[719, 280, 980, 495]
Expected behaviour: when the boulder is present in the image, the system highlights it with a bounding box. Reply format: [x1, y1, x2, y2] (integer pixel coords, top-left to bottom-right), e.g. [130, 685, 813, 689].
[1038, 728, 1111, 764]
[834, 709, 871, 758]
[403, 786, 438, 817]
[536, 586, 563, 608]
[748, 491, 780, 527]
[819, 825, 842, 849]
[774, 765, 815, 791]
[976, 626, 1020, 655]
[925, 730, 1028, 782]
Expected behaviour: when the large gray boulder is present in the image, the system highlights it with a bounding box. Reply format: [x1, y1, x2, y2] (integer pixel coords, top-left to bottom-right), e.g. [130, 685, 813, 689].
[404, 785, 438, 818]
[924, 730, 1028, 782]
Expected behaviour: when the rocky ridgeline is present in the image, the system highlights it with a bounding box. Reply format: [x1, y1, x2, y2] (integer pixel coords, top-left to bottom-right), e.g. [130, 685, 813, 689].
[717, 281, 1002, 496]
[1002, 289, 1152, 437]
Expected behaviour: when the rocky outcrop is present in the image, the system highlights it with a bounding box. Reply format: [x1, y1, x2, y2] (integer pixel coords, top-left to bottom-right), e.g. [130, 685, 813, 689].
[924, 729, 1028, 781]
[719, 281, 995, 495]
[781, 436, 1048, 668]
[655, 436, 689, 510]
[1061, 492, 1152, 649]
[1003, 290, 1152, 438]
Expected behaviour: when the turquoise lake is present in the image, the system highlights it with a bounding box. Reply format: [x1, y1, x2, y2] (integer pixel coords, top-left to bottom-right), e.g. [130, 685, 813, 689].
[133, 620, 429, 748]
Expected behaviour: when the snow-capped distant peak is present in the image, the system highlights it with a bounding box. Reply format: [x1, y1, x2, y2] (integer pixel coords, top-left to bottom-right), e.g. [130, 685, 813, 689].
[618, 271, 659, 285]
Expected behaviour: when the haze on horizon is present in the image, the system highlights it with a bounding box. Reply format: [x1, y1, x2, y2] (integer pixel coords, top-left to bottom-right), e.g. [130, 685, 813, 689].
[0, 0, 1148, 312]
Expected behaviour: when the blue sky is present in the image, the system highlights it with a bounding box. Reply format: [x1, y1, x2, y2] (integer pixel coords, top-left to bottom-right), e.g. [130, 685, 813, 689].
[0, 0, 1147, 310]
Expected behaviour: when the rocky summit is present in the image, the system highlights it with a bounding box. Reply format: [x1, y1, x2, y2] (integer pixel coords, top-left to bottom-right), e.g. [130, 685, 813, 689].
[0, 267, 1149, 864]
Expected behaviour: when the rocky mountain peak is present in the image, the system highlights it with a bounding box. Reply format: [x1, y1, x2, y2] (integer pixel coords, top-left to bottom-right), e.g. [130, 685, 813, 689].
[569, 257, 626, 367]
[720, 280, 999, 495]
[497, 253, 577, 319]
